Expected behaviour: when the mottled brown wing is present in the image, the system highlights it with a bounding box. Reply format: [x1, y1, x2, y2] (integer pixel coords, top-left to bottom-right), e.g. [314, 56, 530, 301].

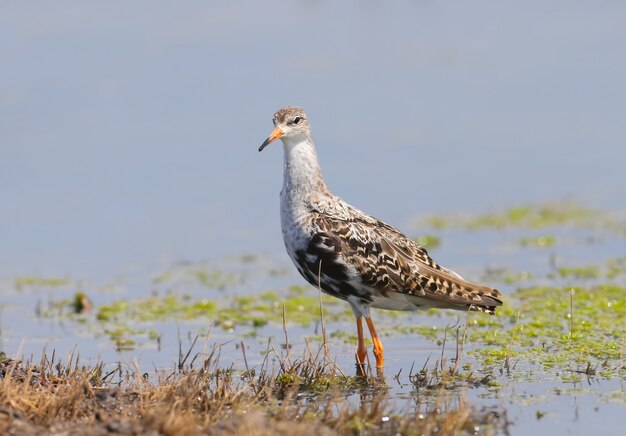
[312, 211, 503, 312]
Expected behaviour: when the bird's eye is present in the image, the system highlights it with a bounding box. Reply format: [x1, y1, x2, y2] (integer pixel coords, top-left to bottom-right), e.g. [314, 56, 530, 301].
[272, 118, 277, 126]
[293, 116, 302, 124]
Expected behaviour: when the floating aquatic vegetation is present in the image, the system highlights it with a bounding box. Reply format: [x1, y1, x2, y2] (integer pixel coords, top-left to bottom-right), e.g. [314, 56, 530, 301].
[549, 259, 626, 282]
[97, 294, 217, 322]
[470, 285, 626, 381]
[606, 257, 626, 280]
[87, 287, 348, 350]
[14, 275, 71, 291]
[420, 202, 626, 233]
[553, 266, 601, 280]
[519, 235, 557, 248]
[482, 267, 533, 285]
[413, 234, 441, 250]
[153, 265, 239, 289]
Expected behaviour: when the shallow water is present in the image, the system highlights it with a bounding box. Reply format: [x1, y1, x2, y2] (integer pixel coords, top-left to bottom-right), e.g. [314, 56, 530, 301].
[2, 2, 626, 435]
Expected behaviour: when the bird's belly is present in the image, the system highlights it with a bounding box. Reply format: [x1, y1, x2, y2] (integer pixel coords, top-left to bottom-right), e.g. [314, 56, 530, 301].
[369, 292, 426, 311]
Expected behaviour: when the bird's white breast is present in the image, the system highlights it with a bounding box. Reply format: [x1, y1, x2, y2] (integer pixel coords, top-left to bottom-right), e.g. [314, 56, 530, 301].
[280, 188, 313, 263]
[279, 137, 325, 264]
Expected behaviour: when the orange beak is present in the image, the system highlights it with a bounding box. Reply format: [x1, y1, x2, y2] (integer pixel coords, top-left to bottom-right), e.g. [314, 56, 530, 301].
[259, 126, 284, 152]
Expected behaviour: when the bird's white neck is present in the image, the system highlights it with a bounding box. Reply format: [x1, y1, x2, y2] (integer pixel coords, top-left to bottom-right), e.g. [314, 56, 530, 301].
[281, 136, 328, 206]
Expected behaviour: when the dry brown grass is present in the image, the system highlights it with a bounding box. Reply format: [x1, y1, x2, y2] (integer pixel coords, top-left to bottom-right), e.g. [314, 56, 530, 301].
[0, 343, 505, 435]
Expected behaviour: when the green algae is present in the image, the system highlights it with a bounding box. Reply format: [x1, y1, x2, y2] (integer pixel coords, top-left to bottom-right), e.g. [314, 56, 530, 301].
[468, 285, 626, 380]
[217, 289, 346, 330]
[88, 287, 351, 350]
[330, 329, 373, 346]
[14, 276, 70, 290]
[548, 259, 626, 281]
[482, 267, 533, 285]
[383, 324, 442, 341]
[554, 266, 601, 280]
[420, 202, 626, 233]
[467, 203, 596, 230]
[606, 257, 626, 280]
[153, 267, 238, 289]
[105, 326, 138, 351]
[97, 295, 219, 322]
[413, 234, 441, 250]
[519, 235, 556, 248]
[102, 325, 160, 351]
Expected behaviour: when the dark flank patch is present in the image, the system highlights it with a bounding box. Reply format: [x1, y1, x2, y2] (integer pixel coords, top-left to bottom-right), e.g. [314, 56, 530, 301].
[294, 233, 371, 304]
[308, 234, 349, 282]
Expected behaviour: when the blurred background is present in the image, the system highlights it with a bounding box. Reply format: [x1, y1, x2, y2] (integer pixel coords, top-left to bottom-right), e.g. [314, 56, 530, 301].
[2, 0, 625, 280]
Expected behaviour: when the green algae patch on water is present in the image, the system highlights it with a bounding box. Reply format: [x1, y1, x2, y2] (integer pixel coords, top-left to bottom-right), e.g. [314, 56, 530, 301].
[104, 325, 138, 351]
[97, 295, 218, 322]
[14, 275, 71, 290]
[469, 285, 626, 381]
[553, 266, 601, 280]
[519, 235, 556, 248]
[465, 203, 598, 230]
[606, 257, 626, 280]
[152, 266, 239, 289]
[215, 289, 346, 331]
[419, 202, 626, 233]
[413, 234, 441, 250]
[89, 287, 352, 350]
[481, 267, 533, 286]
[550, 257, 626, 281]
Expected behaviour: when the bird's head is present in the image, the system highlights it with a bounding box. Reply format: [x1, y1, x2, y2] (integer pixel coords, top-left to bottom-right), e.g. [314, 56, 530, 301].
[259, 106, 311, 152]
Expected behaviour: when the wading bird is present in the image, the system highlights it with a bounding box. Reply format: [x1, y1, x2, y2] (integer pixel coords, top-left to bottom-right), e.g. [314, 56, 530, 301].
[259, 106, 502, 374]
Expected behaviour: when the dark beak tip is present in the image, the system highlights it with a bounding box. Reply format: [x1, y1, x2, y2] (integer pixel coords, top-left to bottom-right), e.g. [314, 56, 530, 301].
[259, 139, 271, 152]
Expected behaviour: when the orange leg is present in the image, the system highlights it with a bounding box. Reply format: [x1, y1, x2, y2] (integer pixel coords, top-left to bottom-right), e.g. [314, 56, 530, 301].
[365, 315, 384, 369]
[355, 316, 367, 375]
